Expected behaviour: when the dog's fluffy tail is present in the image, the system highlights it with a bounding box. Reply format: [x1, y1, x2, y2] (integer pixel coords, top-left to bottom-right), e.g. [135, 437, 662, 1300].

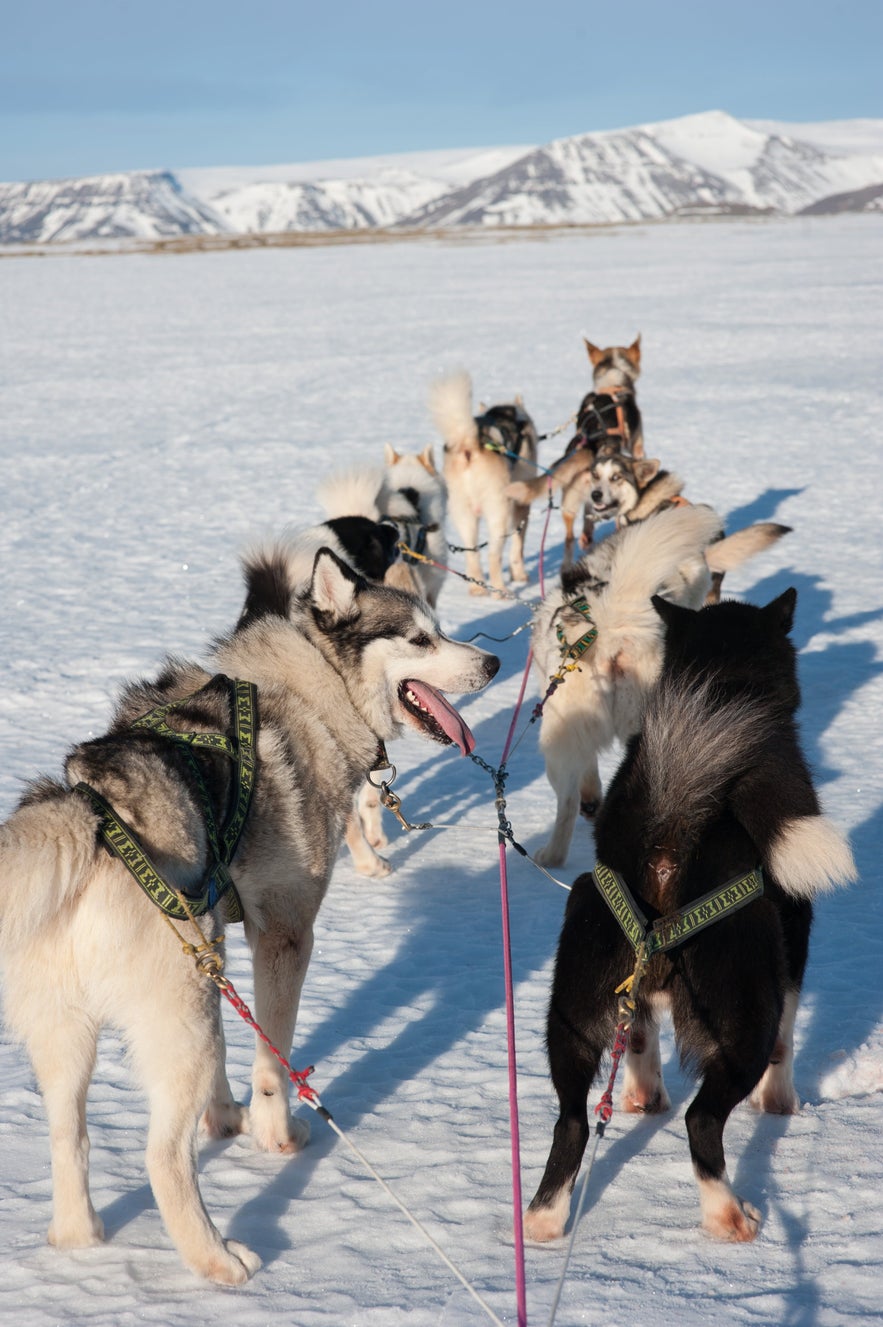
[638, 675, 856, 898]
[429, 371, 478, 449]
[705, 522, 791, 574]
[0, 779, 99, 948]
[506, 450, 591, 505]
[316, 466, 385, 522]
[590, 505, 724, 636]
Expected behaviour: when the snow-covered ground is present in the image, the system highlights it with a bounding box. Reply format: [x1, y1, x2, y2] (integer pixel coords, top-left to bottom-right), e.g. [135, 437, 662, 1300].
[0, 214, 880, 1326]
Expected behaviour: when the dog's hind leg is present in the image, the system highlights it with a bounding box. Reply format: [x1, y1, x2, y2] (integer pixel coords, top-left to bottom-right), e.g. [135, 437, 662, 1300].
[751, 895, 810, 1115]
[139, 1022, 261, 1284]
[28, 1010, 104, 1249]
[679, 985, 777, 1241]
[509, 501, 530, 584]
[524, 909, 615, 1241]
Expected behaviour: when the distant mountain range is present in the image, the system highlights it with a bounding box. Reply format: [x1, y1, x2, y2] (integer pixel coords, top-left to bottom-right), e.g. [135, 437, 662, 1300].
[2, 111, 882, 246]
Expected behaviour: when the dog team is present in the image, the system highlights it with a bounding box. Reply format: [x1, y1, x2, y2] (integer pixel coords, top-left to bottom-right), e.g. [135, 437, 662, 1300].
[0, 336, 856, 1285]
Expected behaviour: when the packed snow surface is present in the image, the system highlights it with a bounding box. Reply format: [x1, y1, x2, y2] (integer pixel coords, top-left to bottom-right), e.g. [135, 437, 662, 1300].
[0, 215, 881, 1326]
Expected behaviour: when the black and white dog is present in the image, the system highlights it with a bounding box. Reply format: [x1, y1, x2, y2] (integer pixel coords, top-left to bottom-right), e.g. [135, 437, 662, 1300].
[525, 589, 855, 1244]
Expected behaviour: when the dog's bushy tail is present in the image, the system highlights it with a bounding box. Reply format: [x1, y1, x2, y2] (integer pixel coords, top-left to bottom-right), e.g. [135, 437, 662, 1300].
[638, 675, 856, 897]
[0, 779, 99, 948]
[316, 467, 385, 522]
[639, 674, 775, 853]
[705, 522, 791, 574]
[429, 371, 478, 449]
[590, 505, 723, 638]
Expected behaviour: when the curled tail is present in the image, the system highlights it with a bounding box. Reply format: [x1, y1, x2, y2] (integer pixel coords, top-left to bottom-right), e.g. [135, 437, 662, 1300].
[706, 522, 791, 574]
[0, 779, 99, 948]
[590, 505, 724, 635]
[316, 467, 385, 522]
[429, 371, 478, 449]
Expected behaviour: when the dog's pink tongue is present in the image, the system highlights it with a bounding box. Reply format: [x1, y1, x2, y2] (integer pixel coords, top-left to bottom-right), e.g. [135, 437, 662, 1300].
[405, 680, 475, 756]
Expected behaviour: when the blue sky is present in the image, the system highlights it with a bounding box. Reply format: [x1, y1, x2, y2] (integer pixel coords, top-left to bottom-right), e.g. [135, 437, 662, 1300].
[2, 0, 881, 182]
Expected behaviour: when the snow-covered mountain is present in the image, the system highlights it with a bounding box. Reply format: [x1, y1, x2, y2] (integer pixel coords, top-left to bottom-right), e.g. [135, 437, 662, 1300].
[0, 171, 226, 245]
[2, 111, 882, 245]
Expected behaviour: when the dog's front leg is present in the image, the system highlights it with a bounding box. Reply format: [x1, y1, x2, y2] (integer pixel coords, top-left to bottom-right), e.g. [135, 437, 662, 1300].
[246, 924, 313, 1154]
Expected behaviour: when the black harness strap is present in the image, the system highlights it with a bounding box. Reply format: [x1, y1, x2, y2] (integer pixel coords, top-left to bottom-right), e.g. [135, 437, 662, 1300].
[76, 677, 258, 924]
[592, 860, 764, 957]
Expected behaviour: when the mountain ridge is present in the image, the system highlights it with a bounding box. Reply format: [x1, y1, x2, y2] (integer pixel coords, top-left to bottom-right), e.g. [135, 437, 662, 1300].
[2, 111, 882, 245]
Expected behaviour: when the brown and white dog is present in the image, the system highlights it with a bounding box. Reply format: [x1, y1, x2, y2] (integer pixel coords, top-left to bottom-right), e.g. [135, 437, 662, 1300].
[430, 370, 538, 595]
[507, 336, 643, 562]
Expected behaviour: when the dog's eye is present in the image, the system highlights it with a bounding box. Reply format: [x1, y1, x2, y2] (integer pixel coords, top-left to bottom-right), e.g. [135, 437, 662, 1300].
[611, 475, 623, 484]
[410, 632, 433, 649]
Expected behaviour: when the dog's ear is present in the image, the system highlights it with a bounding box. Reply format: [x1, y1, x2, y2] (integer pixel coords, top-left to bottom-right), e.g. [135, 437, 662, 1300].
[584, 338, 604, 367]
[626, 334, 641, 369]
[384, 442, 401, 466]
[651, 594, 691, 628]
[418, 443, 437, 475]
[633, 457, 660, 485]
[310, 547, 364, 620]
[763, 587, 798, 634]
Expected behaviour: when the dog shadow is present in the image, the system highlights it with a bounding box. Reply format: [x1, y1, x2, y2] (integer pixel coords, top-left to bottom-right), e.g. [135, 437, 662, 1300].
[729, 566, 883, 1096]
[722, 486, 805, 531]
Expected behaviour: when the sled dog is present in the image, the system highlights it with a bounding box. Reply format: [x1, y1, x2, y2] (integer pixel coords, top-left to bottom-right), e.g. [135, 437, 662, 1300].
[0, 549, 499, 1284]
[525, 588, 855, 1244]
[317, 442, 448, 607]
[531, 504, 724, 866]
[504, 335, 642, 561]
[430, 370, 538, 595]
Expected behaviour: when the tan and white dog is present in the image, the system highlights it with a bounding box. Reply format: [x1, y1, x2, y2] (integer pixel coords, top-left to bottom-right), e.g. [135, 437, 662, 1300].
[530, 503, 789, 866]
[430, 370, 538, 595]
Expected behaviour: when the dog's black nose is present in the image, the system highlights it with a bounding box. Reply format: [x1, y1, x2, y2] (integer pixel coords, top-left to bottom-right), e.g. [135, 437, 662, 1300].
[484, 654, 501, 679]
[591, 490, 603, 504]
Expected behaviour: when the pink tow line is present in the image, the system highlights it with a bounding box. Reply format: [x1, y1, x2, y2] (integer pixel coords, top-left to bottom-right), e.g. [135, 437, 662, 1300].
[497, 481, 555, 1327]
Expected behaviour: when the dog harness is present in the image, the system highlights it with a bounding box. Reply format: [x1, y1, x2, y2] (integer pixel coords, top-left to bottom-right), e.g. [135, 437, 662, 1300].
[567, 388, 635, 454]
[75, 676, 258, 923]
[592, 860, 764, 956]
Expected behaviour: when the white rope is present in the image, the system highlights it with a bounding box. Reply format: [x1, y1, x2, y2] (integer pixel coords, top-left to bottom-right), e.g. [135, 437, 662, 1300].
[322, 1113, 506, 1327]
[546, 1129, 602, 1327]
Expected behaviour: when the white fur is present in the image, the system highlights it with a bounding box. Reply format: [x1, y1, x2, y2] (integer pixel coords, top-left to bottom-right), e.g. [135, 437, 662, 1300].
[430, 370, 536, 595]
[533, 505, 723, 866]
[767, 814, 857, 898]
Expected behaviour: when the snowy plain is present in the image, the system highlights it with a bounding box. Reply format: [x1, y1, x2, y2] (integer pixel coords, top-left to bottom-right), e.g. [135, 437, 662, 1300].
[0, 215, 881, 1326]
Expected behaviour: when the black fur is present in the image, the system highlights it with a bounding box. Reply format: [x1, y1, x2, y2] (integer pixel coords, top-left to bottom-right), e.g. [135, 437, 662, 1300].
[476, 402, 535, 460]
[236, 551, 294, 630]
[325, 516, 400, 582]
[565, 389, 642, 456]
[527, 589, 819, 1237]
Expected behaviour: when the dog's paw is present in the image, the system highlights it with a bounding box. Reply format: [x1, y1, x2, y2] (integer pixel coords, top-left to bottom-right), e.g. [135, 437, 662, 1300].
[622, 1085, 671, 1114]
[750, 1080, 800, 1115]
[469, 583, 489, 597]
[249, 1111, 311, 1155]
[200, 1239, 262, 1285]
[357, 853, 394, 879]
[510, 568, 529, 585]
[523, 1191, 570, 1243]
[201, 1099, 247, 1139]
[699, 1179, 761, 1242]
[48, 1209, 105, 1249]
[534, 842, 566, 868]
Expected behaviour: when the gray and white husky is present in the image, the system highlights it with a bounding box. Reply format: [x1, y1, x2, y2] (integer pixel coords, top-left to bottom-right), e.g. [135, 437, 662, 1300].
[0, 548, 498, 1285]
